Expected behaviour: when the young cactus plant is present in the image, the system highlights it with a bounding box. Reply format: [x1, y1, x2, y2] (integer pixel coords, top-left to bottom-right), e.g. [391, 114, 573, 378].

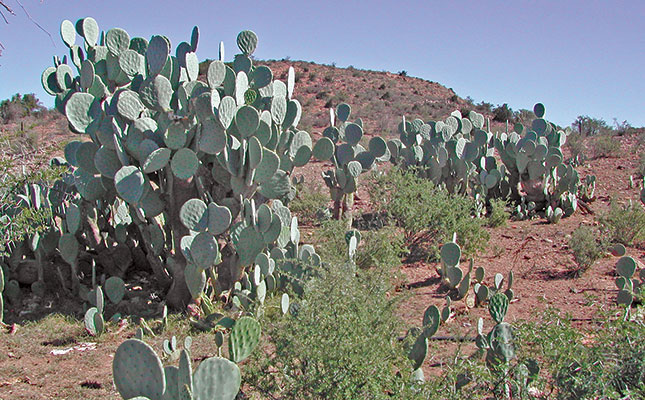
[545, 205, 563, 224]
[614, 256, 644, 319]
[84, 285, 105, 336]
[112, 315, 260, 400]
[476, 293, 515, 368]
[405, 302, 447, 382]
[474, 293, 539, 397]
[438, 235, 471, 300]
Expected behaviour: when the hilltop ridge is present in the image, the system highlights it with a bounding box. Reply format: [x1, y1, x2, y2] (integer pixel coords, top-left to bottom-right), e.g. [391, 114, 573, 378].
[200, 59, 492, 136]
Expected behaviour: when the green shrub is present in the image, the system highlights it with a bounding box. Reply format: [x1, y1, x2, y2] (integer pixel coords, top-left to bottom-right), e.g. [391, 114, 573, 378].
[487, 198, 509, 228]
[313, 219, 351, 265]
[0, 160, 68, 256]
[599, 200, 645, 247]
[492, 103, 514, 123]
[566, 132, 586, 163]
[290, 184, 330, 224]
[313, 220, 407, 270]
[515, 309, 645, 399]
[0, 93, 46, 123]
[593, 134, 621, 158]
[568, 225, 604, 277]
[369, 168, 489, 260]
[354, 226, 408, 270]
[245, 264, 414, 399]
[638, 152, 645, 178]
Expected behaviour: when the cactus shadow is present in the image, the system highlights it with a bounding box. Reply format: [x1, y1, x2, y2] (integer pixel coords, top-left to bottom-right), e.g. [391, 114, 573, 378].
[406, 275, 441, 289]
[42, 336, 77, 346]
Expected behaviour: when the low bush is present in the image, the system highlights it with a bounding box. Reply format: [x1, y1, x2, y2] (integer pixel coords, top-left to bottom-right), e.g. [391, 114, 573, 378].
[0, 160, 68, 256]
[289, 184, 330, 224]
[369, 168, 489, 260]
[515, 309, 645, 399]
[245, 264, 414, 399]
[314, 219, 407, 270]
[566, 132, 587, 164]
[568, 225, 604, 277]
[599, 200, 645, 247]
[487, 198, 509, 228]
[354, 226, 408, 270]
[593, 134, 621, 158]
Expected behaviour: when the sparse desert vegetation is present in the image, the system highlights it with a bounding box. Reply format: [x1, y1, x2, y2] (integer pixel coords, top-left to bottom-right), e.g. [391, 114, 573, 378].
[0, 17, 644, 400]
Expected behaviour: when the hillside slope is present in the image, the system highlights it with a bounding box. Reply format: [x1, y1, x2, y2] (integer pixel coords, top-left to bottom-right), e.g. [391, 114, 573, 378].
[205, 59, 484, 136]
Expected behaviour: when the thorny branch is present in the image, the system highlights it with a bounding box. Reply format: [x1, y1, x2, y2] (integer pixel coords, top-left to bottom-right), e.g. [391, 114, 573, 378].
[0, 1, 52, 57]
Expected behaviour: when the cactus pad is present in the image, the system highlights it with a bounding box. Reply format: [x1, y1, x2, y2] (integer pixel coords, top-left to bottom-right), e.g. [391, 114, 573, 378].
[180, 198, 209, 232]
[192, 357, 241, 400]
[488, 292, 509, 324]
[113, 339, 165, 400]
[171, 148, 199, 180]
[616, 256, 637, 278]
[105, 276, 126, 304]
[114, 165, 146, 204]
[422, 305, 440, 338]
[190, 232, 219, 270]
[229, 316, 261, 363]
[441, 242, 461, 267]
[65, 92, 97, 133]
[236, 30, 258, 56]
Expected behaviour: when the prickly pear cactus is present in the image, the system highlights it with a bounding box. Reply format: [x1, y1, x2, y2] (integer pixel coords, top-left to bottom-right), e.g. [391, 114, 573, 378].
[614, 256, 644, 316]
[228, 316, 261, 363]
[113, 339, 166, 400]
[318, 103, 388, 221]
[387, 104, 579, 222]
[112, 315, 261, 400]
[43, 18, 321, 309]
[495, 103, 580, 218]
[387, 110, 509, 201]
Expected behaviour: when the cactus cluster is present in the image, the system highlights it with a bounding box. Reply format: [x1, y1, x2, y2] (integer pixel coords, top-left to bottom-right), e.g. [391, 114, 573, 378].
[494, 104, 580, 217]
[112, 315, 260, 400]
[578, 174, 596, 202]
[317, 103, 388, 221]
[83, 270, 126, 336]
[40, 18, 323, 309]
[162, 335, 192, 362]
[388, 104, 582, 222]
[439, 235, 514, 307]
[473, 270, 514, 307]
[387, 110, 501, 198]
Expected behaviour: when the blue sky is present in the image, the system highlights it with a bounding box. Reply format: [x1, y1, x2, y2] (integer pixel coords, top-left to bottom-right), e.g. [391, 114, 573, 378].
[1, 0, 643, 127]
